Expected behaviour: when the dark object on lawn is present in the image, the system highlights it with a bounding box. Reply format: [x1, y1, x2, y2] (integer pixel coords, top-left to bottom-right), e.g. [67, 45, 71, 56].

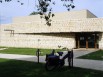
[36, 49, 41, 63]
[45, 49, 74, 71]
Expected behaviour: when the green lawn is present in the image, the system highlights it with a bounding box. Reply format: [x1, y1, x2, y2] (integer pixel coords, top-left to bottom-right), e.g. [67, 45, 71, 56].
[78, 50, 103, 60]
[0, 58, 103, 77]
[0, 47, 61, 55]
[0, 46, 6, 48]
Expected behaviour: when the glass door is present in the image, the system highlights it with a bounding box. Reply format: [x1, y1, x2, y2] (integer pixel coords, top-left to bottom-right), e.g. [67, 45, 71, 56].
[88, 34, 95, 48]
[79, 36, 86, 48]
[76, 33, 99, 49]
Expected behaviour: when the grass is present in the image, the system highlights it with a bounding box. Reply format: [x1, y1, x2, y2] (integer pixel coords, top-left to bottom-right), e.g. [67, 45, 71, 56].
[0, 58, 103, 77]
[0, 47, 61, 55]
[78, 50, 103, 60]
[0, 46, 6, 48]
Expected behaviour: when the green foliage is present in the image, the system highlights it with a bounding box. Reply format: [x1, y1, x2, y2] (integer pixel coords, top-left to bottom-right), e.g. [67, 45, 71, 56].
[0, 0, 23, 5]
[37, 0, 75, 26]
[30, 11, 39, 15]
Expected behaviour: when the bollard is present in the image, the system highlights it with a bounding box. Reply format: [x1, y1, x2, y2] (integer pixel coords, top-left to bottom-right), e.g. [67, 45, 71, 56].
[36, 49, 40, 63]
[68, 50, 74, 68]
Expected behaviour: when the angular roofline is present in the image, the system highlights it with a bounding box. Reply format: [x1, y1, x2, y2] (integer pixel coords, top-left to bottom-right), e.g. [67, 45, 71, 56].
[86, 9, 97, 18]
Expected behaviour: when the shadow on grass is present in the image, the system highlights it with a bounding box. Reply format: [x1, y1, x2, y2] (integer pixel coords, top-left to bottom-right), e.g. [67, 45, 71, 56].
[0, 59, 103, 77]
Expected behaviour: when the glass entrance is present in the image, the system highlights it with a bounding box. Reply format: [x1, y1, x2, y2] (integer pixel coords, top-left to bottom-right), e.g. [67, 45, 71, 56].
[76, 33, 99, 49]
[79, 36, 86, 48]
[88, 34, 95, 48]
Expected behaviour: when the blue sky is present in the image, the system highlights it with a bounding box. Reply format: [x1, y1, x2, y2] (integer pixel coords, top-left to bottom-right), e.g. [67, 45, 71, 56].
[0, 0, 103, 24]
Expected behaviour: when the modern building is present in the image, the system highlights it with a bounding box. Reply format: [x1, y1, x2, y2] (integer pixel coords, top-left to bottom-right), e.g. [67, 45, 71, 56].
[0, 10, 103, 49]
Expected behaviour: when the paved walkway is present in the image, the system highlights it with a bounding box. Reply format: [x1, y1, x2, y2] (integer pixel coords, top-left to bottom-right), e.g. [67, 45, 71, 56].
[0, 49, 103, 71]
[0, 48, 8, 50]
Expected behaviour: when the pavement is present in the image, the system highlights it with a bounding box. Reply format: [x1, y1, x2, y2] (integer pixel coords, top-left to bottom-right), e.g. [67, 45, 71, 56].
[0, 49, 103, 71]
[0, 48, 8, 50]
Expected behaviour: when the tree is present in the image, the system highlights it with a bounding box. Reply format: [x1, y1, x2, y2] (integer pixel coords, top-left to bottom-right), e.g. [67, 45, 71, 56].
[30, 11, 39, 15]
[0, 0, 75, 26]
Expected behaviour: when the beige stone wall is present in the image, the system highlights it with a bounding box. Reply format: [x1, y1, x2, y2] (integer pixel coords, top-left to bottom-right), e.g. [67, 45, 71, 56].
[0, 30, 75, 49]
[87, 10, 97, 18]
[4, 18, 103, 33]
[1, 10, 103, 49]
[98, 33, 103, 49]
[13, 10, 96, 23]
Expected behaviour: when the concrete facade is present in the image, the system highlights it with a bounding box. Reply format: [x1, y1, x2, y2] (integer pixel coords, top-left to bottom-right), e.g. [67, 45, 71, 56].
[0, 10, 103, 49]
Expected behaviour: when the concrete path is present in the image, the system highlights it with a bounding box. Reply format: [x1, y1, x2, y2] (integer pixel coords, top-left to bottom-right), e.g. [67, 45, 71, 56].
[0, 48, 8, 50]
[73, 59, 103, 71]
[0, 53, 46, 63]
[73, 49, 98, 58]
[0, 49, 103, 71]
